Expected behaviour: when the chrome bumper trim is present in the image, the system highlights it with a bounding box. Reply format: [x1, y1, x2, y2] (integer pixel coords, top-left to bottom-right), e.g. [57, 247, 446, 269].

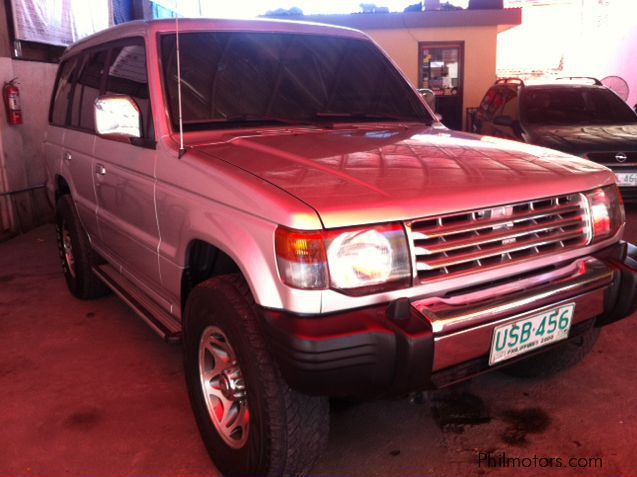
[411, 257, 614, 372]
[412, 257, 613, 335]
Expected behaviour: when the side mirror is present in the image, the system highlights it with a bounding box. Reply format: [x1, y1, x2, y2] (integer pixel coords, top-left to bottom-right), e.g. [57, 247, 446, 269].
[493, 115, 514, 127]
[418, 88, 436, 111]
[95, 95, 141, 138]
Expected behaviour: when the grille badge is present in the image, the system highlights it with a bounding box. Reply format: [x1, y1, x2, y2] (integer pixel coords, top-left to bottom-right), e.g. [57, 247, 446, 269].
[615, 152, 628, 163]
[491, 206, 514, 228]
[490, 206, 516, 244]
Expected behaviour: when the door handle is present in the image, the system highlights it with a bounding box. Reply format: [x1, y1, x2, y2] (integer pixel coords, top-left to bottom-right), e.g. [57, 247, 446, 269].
[95, 164, 107, 176]
[63, 152, 72, 162]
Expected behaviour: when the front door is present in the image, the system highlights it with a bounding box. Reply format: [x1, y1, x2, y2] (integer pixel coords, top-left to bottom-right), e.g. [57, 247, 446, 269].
[419, 42, 464, 130]
[92, 39, 164, 302]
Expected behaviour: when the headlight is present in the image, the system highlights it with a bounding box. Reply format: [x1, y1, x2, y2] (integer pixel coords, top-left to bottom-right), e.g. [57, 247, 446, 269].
[325, 224, 411, 293]
[275, 224, 412, 294]
[585, 184, 624, 242]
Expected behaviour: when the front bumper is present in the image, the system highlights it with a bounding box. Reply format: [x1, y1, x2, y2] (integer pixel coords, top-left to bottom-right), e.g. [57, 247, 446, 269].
[260, 242, 637, 398]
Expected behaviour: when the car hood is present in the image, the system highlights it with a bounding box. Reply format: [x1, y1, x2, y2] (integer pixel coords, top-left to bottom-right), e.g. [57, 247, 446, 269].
[189, 124, 613, 228]
[526, 123, 637, 155]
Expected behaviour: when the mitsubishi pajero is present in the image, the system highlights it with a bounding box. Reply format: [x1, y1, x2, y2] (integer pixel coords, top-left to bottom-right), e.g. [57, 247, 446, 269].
[44, 18, 637, 476]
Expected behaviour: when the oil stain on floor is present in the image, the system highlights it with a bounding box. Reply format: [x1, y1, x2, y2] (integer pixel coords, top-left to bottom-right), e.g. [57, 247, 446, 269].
[500, 407, 551, 446]
[432, 391, 492, 434]
[63, 408, 103, 432]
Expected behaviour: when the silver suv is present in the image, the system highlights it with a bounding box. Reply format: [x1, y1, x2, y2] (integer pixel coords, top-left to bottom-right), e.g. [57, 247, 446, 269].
[44, 19, 637, 476]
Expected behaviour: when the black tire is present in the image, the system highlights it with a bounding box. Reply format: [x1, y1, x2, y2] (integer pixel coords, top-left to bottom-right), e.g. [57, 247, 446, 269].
[55, 195, 108, 299]
[501, 327, 601, 378]
[183, 275, 329, 476]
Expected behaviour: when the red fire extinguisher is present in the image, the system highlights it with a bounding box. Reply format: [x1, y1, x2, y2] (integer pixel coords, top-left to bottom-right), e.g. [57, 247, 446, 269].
[3, 78, 23, 125]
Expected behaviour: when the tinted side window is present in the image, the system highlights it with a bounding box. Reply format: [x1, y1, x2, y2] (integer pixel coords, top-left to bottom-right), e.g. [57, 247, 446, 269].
[71, 49, 108, 131]
[479, 86, 508, 120]
[105, 41, 153, 142]
[520, 87, 637, 125]
[50, 58, 79, 126]
[479, 87, 497, 115]
[500, 88, 519, 119]
[487, 88, 505, 117]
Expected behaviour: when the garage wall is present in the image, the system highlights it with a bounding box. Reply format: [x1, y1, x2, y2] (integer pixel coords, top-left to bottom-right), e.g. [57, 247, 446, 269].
[0, 4, 11, 58]
[567, 3, 637, 109]
[606, 27, 637, 109]
[365, 25, 498, 127]
[0, 11, 57, 237]
[497, 1, 637, 109]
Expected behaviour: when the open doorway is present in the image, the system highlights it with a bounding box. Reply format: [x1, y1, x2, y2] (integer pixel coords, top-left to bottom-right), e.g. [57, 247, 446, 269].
[419, 42, 464, 130]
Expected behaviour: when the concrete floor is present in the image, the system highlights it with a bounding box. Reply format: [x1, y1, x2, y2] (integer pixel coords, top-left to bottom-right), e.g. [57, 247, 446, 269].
[2, 208, 637, 476]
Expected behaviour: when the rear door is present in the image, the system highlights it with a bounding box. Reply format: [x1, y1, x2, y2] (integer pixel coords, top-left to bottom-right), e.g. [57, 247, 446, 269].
[48, 54, 101, 238]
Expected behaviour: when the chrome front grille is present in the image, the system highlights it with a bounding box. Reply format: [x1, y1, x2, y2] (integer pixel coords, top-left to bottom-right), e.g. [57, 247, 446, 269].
[408, 194, 590, 283]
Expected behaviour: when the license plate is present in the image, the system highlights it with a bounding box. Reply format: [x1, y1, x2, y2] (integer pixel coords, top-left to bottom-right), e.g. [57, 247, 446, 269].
[615, 172, 637, 187]
[489, 303, 574, 366]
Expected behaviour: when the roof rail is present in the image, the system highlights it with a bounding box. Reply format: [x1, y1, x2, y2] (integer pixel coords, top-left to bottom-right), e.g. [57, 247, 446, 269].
[555, 76, 602, 86]
[495, 77, 525, 86]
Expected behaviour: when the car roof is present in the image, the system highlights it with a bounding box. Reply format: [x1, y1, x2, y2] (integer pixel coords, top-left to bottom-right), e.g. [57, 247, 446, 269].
[493, 78, 608, 91]
[62, 18, 368, 59]
[523, 83, 606, 90]
[518, 84, 613, 96]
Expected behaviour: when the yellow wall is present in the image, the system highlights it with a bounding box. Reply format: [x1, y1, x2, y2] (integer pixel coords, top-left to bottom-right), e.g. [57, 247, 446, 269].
[364, 26, 499, 127]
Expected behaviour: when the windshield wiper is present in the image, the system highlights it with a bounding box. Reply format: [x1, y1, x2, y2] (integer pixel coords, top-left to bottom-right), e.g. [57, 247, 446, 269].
[182, 115, 317, 130]
[226, 114, 318, 126]
[315, 112, 433, 125]
[181, 112, 432, 131]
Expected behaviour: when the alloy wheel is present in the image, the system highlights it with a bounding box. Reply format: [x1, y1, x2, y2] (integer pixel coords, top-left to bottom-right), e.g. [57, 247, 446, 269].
[198, 325, 249, 449]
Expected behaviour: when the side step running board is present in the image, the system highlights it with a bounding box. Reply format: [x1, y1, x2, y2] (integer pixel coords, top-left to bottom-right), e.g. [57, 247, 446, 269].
[93, 264, 182, 343]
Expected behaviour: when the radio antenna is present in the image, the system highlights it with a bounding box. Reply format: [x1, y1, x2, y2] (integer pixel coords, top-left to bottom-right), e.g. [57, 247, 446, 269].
[175, 8, 186, 158]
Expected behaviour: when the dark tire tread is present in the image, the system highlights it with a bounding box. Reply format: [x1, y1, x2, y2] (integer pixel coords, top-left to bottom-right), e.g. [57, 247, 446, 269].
[55, 195, 108, 300]
[184, 275, 329, 476]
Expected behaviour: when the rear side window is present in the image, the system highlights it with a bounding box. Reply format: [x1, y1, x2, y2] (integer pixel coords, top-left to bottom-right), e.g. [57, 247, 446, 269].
[479, 87, 507, 119]
[487, 88, 505, 117]
[499, 88, 519, 119]
[50, 58, 79, 126]
[70, 49, 108, 131]
[479, 87, 497, 113]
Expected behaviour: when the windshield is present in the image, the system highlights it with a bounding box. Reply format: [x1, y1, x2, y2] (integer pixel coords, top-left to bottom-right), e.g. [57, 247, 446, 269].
[520, 86, 637, 125]
[160, 32, 432, 131]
